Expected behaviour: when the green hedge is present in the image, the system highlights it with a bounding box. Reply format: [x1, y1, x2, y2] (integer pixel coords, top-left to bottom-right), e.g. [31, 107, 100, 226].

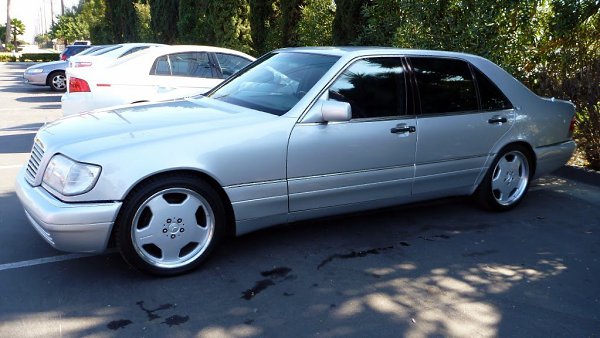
[19, 53, 60, 62]
[0, 54, 17, 62]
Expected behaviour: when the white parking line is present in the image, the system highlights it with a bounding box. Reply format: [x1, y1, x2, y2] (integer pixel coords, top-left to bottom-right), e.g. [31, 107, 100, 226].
[0, 251, 114, 272]
[0, 165, 23, 170]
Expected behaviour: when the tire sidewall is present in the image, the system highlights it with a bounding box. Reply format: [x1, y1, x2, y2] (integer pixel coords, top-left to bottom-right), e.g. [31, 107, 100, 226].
[477, 145, 532, 211]
[49, 71, 66, 92]
[115, 175, 225, 276]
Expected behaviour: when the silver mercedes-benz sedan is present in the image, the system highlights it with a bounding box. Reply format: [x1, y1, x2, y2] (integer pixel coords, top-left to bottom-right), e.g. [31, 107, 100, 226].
[16, 47, 576, 275]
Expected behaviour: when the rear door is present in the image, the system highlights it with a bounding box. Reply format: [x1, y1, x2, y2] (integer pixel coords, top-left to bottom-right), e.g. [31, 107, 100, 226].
[408, 57, 514, 195]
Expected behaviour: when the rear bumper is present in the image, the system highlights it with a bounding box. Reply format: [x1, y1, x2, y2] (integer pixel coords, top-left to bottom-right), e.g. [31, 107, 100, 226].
[15, 168, 122, 253]
[534, 140, 577, 178]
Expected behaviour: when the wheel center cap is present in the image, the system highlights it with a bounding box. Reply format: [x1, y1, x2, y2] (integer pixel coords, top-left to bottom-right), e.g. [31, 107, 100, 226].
[169, 224, 179, 233]
[505, 171, 514, 183]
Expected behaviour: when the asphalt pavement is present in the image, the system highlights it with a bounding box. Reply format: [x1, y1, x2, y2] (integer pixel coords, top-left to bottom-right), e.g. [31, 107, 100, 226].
[1, 62, 599, 338]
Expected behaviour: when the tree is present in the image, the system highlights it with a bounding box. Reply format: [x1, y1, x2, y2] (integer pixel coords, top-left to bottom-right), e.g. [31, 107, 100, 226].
[50, 11, 89, 45]
[280, 0, 305, 46]
[149, 0, 180, 43]
[332, 0, 367, 45]
[105, 0, 138, 42]
[9, 18, 24, 49]
[177, 0, 207, 44]
[5, 0, 11, 48]
[297, 0, 335, 46]
[204, 0, 253, 54]
[249, 0, 279, 54]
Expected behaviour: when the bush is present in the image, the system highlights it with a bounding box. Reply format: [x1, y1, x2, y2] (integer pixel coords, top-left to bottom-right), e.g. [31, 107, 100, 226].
[0, 54, 17, 62]
[19, 53, 60, 62]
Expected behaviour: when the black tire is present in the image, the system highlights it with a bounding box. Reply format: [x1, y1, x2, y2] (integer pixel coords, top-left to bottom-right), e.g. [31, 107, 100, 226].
[115, 174, 225, 276]
[48, 71, 67, 92]
[475, 145, 532, 211]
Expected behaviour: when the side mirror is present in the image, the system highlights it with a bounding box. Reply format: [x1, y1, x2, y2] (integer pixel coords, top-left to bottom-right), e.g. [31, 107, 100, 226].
[321, 100, 351, 122]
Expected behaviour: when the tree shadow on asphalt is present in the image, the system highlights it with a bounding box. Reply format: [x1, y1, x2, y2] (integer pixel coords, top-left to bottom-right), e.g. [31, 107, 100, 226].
[0, 132, 35, 153]
[16, 95, 61, 103]
[0, 179, 598, 337]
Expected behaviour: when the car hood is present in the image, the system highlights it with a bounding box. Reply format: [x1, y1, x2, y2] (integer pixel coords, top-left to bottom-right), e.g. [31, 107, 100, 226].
[28, 60, 67, 70]
[38, 98, 279, 156]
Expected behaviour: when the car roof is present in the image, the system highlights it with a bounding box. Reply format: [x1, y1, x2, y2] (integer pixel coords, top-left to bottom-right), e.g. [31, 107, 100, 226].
[132, 45, 256, 60]
[274, 46, 484, 60]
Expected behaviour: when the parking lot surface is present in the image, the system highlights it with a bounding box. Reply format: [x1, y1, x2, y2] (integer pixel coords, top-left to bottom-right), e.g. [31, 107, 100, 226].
[1, 62, 599, 337]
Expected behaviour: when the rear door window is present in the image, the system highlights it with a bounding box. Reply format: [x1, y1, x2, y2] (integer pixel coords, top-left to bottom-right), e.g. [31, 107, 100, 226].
[410, 57, 478, 115]
[151, 52, 219, 78]
[472, 66, 513, 110]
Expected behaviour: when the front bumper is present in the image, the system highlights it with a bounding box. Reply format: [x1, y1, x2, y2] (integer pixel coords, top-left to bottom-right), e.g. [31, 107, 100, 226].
[15, 168, 122, 253]
[23, 72, 47, 86]
[534, 140, 577, 178]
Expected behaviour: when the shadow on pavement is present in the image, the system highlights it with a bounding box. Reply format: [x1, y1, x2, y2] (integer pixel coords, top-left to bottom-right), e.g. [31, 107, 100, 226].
[0, 132, 35, 153]
[16, 95, 61, 103]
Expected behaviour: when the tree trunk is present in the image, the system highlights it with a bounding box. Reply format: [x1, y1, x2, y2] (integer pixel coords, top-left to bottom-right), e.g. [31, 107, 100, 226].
[5, 0, 11, 48]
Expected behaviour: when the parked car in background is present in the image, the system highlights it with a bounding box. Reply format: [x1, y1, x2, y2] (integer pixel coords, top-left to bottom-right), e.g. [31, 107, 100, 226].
[23, 45, 114, 92]
[67, 42, 165, 69]
[17, 47, 576, 275]
[62, 45, 255, 116]
[59, 44, 92, 61]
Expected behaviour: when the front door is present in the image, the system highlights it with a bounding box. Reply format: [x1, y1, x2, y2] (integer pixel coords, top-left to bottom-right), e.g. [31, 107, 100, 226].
[287, 57, 417, 212]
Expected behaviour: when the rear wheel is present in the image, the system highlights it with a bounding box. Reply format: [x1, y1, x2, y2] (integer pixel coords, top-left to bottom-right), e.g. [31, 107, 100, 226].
[115, 175, 225, 275]
[48, 71, 67, 92]
[476, 145, 532, 211]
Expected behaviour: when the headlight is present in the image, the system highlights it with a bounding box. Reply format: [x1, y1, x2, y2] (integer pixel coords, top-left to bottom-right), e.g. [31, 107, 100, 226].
[42, 154, 101, 196]
[26, 68, 44, 74]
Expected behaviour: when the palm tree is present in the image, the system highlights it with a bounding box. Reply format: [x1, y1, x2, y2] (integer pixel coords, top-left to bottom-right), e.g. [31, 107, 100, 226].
[5, 0, 11, 49]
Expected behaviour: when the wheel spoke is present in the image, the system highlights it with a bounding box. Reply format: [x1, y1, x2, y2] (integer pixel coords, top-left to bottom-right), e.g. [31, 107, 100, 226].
[159, 239, 185, 261]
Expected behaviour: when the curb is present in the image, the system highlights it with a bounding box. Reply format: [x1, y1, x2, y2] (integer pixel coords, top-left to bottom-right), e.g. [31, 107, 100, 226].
[554, 165, 600, 187]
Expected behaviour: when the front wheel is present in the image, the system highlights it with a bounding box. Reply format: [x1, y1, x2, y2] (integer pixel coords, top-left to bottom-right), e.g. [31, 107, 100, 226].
[115, 175, 225, 275]
[48, 71, 67, 92]
[476, 145, 532, 211]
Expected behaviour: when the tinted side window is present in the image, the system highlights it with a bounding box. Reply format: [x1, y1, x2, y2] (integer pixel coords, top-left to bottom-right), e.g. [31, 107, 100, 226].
[328, 58, 406, 119]
[410, 57, 478, 114]
[473, 66, 513, 110]
[151, 55, 171, 75]
[216, 53, 252, 78]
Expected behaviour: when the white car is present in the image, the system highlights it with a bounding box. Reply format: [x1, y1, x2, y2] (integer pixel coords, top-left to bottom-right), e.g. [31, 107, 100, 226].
[61, 45, 255, 116]
[67, 42, 165, 69]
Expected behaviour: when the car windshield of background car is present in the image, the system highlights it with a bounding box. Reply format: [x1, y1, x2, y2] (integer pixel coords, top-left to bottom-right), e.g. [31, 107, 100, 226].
[208, 52, 340, 116]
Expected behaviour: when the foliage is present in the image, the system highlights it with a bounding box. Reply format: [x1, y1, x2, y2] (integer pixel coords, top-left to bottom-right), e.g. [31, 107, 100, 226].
[149, 0, 180, 43]
[176, 0, 206, 44]
[332, 0, 367, 45]
[80, 0, 111, 43]
[19, 53, 60, 62]
[0, 54, 17, 62]
[10, 18, 25, 48]
[204, 0, 254, 54]
[134, 1, 153, 42]
[249, 0, 280, 55]
[297, 0, 335, 46]
[280, 0, 305, 46]
[105, 0, 138, 42]
[50, 11, 89, 45]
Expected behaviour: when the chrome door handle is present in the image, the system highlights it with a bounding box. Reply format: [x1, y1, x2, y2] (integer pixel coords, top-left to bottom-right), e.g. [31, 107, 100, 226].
[488, 116, 507, 124]
[390, 124, 416, 134]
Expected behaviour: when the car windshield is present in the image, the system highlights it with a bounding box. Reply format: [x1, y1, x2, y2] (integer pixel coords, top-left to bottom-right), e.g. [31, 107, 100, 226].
[207, 52, 340, 116]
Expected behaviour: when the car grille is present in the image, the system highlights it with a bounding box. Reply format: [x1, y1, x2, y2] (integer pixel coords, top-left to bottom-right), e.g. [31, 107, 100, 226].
[25, 140, 45, 184]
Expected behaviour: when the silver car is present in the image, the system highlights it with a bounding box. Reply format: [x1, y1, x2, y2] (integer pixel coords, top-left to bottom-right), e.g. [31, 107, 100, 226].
[16, 47, 576, 275]
[23, 45, 113, 91]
